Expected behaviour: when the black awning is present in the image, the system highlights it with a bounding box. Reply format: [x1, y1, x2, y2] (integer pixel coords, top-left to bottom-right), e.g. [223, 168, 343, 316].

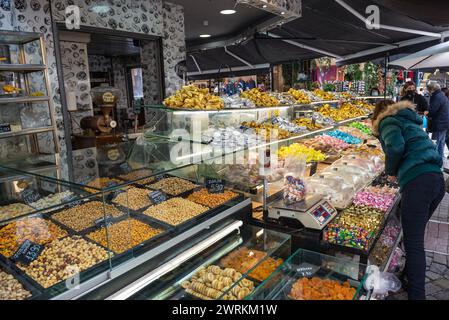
[186, 0, 448, 72]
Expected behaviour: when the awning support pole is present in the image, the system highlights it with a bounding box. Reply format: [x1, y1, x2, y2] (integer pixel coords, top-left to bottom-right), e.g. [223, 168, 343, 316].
[267, 33, 343, 59]
[334, 0, 442, 38]
[224, 46, 254, 68]
[190, 55, 202, 74]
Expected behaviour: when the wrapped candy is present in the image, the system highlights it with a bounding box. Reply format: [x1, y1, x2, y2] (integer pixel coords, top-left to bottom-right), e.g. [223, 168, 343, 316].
[353, 191, 396, 212]
[283, 154, 307, 204]
[283, 176, 306, 204]
[324, 130, 362, 145]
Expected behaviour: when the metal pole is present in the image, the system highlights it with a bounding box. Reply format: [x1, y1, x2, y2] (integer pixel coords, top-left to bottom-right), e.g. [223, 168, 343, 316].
[384, 56, 388, 99]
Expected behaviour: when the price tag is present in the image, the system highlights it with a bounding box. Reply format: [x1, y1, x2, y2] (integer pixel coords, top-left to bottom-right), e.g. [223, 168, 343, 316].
[106, 189, 125, 203]
[148, 190, 167, 205]
[206, 178, 225, 194]
[94, 216, 115, 228]
[0, 123, 11, 133]
[11, 240, 44, 265]
[155, 173, 165, 181]
[120, 163, 132, 174]
[20, 188, 41, 205]
[61, 195, 83, 208]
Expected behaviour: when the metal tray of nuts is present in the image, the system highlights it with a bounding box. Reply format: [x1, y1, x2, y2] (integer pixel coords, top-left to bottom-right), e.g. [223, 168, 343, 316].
[134, 187, 245, 233]
[0, 256, 43, 300]
[81, 213, 173, 258]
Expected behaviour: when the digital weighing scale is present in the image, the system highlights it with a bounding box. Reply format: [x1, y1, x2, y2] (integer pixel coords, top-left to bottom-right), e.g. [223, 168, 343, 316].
[267, 195, 338, 230]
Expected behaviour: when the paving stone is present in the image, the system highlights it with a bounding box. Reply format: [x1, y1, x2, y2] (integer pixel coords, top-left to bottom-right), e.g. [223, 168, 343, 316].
[433, 253, 447, 265]
[426, 282, 443, 295]
[434, 278, 449, 290]
[425, 277, 432, 283]
[426, 271, 441, 281]
[427, 295, 438, 300]
[434, 291, 449, 300]
[426, 251, 434, 258]
[426, 256, 433, 265]
[430, 263, 448, 275]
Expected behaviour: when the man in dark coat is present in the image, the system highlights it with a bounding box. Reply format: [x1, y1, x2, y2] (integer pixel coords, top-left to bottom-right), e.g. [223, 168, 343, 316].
[427, 81, 449, 159]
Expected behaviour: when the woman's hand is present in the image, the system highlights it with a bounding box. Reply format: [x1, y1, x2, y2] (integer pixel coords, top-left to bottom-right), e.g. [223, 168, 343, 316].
[387, 176, 397, 183]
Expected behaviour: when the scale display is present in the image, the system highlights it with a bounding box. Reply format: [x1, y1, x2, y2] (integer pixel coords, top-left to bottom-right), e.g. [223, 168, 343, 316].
[268, 195, 338, 230]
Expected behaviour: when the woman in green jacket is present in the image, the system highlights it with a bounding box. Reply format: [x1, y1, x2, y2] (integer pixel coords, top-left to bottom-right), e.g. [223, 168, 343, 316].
[372, 100, 445, 300]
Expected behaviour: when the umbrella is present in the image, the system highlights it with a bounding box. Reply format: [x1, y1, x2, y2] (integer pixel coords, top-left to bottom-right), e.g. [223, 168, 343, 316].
[389, 41, 449, 70]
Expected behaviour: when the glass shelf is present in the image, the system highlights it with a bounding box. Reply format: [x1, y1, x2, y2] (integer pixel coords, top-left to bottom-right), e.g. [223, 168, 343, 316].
[0, 96, 50, 104]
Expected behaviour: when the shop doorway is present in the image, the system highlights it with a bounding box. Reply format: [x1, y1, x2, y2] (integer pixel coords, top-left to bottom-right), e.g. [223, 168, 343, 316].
[54, 25, 164, 150]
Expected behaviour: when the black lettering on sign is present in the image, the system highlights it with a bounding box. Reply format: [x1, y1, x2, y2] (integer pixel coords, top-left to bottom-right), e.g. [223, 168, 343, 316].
[148, 190, 167, 205]
[0, 123, 11, 133]
[61, 195, 83, 208]
[206, 178, 225, 194]
[21, 188, 41, 205]
[11, 240, 45, 265]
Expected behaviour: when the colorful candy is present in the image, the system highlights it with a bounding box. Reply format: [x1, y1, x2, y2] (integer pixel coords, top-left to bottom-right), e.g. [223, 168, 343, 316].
[353, 191, 396, 212]
[277, 144, 326, 163]
[283, 176, 306, 204]
[324, 130, 362, 145]
[302, 135, 350, 152]
[349, 121, 372, 135]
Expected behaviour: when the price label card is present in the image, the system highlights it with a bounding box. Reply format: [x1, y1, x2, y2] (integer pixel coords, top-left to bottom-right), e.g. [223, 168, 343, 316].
[120, 163, 132, 174]
[155, 173, 165, 181]
[94, 216, 115, 228]
[206, 178, 225, 194]
[0, 123, 11, 133]
[61, 195, 83, 208]
[148, 190, 167, 205]
[106, 189, 125, 203]
[20, 188, 41, 205]
[11, 240, 44, 265]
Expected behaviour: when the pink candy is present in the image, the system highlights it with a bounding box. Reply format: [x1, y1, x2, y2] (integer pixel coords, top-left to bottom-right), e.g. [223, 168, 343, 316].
[353, 191, 396, 212]
[311, 135, 350, 151]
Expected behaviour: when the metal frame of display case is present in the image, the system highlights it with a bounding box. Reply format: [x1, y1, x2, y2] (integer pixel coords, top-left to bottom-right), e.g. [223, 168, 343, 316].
[54, 199, 252, 300]
[0, 31, 60, 175]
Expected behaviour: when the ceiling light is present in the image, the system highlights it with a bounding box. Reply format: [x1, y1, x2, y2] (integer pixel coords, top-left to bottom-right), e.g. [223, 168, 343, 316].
[281, 11, 285, 15]
[220, 9, 236, 15]
[262, 5, 267, 8]
[200, 34, 211, 38]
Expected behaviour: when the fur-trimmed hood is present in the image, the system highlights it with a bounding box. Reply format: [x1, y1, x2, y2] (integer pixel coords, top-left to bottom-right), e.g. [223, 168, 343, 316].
[372, 100, 417, 136]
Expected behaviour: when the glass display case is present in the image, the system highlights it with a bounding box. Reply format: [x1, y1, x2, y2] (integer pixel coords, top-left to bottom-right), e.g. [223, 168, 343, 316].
[0, 31, 60, 175]
[247, 249, 367, 300]
[124, 224, 291, 300]
[0, 154, 253, 300]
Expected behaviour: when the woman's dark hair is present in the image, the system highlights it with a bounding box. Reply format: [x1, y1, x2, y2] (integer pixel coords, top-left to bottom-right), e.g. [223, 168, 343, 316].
[372, 99, 396, 123]
[442, 87, 449, 99]
[401, 80, 417, 97]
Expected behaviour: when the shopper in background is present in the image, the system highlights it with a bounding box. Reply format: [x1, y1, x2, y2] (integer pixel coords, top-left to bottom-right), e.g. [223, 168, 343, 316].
[426, 81, 449, 159]
[442, 87, 449, 99]
[400, 81, 428, 114]
[372, 99, 444, 300]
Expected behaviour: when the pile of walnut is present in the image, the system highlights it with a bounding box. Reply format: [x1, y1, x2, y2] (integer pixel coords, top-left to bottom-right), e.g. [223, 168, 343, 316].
[182, 265, 255, 300]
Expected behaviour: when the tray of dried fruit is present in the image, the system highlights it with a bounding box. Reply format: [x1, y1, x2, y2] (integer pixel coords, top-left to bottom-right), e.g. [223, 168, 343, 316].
[0, 212, 114, 296]
[247, 249, 367, 300]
